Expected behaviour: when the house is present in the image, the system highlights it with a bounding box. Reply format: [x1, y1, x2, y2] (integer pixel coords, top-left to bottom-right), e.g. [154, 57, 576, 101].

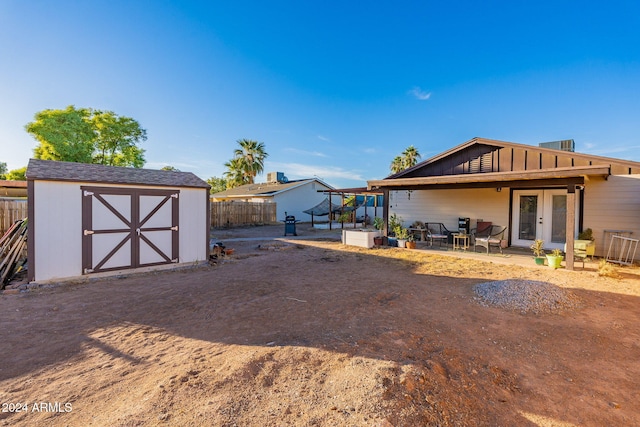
[367, 137, 640, 269]
[212, 172, 334, 221]
[26, 159, 210, 282]
[0, 180, 27, 198]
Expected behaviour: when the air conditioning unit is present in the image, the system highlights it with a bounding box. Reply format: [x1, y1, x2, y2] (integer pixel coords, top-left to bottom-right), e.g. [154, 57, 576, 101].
[539, 139, 575, 152]
[267, 172, 288, 183]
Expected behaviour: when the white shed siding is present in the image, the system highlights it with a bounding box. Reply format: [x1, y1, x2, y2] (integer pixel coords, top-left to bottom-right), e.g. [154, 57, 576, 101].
[33, 181, 83, 282]
[178, 188, 208, 263]
[389, 188, 510, 230]
[583, 175, 640, 256]
[32, 181, 207, 282]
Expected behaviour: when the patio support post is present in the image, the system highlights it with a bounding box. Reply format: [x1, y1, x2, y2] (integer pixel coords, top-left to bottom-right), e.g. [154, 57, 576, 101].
[328, 192, 332, 230]
[566, 184, 576, 270]
[382, 189, 390, 240]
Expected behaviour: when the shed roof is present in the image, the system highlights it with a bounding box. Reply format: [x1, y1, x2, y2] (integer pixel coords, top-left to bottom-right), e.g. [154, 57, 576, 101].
[26, 159, 210, 189]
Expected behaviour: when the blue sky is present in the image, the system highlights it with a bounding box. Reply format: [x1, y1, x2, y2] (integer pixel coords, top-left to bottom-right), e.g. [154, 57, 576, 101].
[1, 1, 639, 188]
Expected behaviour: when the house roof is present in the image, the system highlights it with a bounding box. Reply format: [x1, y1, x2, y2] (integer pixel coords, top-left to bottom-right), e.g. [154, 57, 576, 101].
[369, 137, 640, 190]
[212, 178, 333, 198]
[0, 180, 27, 197]
[26, 159, 210, 189]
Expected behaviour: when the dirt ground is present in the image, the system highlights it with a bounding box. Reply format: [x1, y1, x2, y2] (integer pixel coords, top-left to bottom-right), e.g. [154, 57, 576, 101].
[1, 224, 639, 426]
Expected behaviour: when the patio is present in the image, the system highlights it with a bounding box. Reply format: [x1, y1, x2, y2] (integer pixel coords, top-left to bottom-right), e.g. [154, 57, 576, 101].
[409, 240, 600, 271]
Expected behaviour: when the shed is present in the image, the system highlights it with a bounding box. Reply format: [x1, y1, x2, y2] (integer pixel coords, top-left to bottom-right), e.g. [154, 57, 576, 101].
[26, 159, 211, 282]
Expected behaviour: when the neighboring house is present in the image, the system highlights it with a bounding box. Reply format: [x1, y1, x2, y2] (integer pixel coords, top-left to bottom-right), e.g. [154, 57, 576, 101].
[368, 137, 640, 268]
[26, 159, 210, 282]
[0, 180, 27, 198]
[211, 173, 334, 221]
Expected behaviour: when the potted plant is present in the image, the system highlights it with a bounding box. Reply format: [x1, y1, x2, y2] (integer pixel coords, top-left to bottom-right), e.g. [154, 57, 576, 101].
[546, 248, 564, 269]
[405, 232, 417, 249]
[337, 212, 351, 224]
[577, 228, 596, 258]
[530, 239, 545, 265]
[394, 226, 409, 248]
[372, 217, 384, 246]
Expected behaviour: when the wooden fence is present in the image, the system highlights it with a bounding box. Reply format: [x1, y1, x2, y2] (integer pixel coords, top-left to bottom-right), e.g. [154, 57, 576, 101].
[0, 200, 28, 235]
[210, 201, 277, 228]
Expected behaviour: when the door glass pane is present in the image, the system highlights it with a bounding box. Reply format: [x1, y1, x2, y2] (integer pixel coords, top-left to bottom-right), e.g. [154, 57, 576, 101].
[519, 196, 537, 240]
[551, 195, 567, 243]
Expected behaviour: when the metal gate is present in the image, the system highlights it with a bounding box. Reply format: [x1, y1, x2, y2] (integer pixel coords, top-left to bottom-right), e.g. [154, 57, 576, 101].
[82, 186, 179, 274]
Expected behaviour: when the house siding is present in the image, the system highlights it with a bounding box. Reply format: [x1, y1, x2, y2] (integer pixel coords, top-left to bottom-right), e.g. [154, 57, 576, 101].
[389, 188, 510, 231]
[583, 175, 640, 257]
[276, 181, 331, 221]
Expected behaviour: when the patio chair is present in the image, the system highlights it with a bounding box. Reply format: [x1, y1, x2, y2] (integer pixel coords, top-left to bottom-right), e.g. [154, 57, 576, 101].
[424, 222, 453, 247]
[474, 225, 507, 254]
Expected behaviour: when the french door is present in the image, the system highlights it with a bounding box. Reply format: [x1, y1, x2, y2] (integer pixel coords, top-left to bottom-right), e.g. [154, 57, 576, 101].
[511, 189, 578, 250]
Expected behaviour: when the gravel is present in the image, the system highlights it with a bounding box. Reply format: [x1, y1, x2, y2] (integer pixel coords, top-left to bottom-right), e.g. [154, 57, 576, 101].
[473, 279, 580, 314]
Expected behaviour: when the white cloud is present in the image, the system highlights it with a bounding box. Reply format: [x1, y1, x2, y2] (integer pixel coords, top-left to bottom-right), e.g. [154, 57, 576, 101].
[409, 86, 432, 101]
[283, 148, 328, 158]
[267, 162, 366, 182]
[317, 135, 331, 142]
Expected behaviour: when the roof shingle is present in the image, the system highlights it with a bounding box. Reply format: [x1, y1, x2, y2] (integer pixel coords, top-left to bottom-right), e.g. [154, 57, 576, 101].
[26, 159, 210, 189]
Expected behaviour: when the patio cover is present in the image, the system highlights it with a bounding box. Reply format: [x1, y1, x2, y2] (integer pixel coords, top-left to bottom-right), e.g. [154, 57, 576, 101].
[303, 197, 344, 217]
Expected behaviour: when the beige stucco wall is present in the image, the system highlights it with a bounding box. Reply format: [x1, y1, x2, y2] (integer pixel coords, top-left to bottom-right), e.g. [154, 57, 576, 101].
[32, 181, 208, 282]
[389, 188, 510, 231]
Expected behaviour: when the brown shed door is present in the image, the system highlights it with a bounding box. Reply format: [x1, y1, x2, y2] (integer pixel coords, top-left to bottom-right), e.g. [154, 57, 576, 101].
[82, 186, 179, 274]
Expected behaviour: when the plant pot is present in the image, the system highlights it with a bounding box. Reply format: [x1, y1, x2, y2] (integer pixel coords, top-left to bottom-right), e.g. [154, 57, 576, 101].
[397, 239, 406, 248]
[373, 236, 383, 246]
[546, 254, 564, 269]
[405, 240, 416, 249]
[388, 237, 398, 247]
[534, 256, 546, 265]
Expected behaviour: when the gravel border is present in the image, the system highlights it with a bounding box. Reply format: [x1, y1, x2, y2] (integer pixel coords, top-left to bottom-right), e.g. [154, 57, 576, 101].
[474, 279, 580, 314]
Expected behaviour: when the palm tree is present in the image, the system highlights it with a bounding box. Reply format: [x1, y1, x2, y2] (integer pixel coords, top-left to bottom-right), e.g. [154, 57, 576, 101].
[390, 156, 404, 174]
[223, 157, 247, 188]
[402, 145, 421, 169]
[233, 139, 268, 184]
[390, 146, 422, 174]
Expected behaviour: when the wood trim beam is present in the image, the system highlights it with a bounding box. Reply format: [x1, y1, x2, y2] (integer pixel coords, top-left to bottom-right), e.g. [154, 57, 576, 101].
[368, 165, 610, 190]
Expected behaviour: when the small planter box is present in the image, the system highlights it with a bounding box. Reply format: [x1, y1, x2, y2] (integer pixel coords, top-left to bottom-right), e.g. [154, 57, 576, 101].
[342, 229, 382, 249]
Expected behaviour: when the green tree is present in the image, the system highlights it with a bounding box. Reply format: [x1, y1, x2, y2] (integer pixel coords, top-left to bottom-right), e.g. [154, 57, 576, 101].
[0, 162, 7, 180]
[223, 157, 248, 188]
[232, 139, 268, 184]
[402, 145, 421, 168]
[25, 105, 147, 167]
[207, 176, 228, 193]
[390, 156, 404, 174]
[6, 166, 27, 181]
[161, 166, 180, 171]
[90, 110, 146, 167]
[26, 106, 95, 163]
[390, 145, 421, 173]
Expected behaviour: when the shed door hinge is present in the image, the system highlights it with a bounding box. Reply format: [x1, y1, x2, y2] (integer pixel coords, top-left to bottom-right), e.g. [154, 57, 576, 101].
[84, 230, 94, 236]
[171, 226, 178, 231]
[84, 190, 94, 197]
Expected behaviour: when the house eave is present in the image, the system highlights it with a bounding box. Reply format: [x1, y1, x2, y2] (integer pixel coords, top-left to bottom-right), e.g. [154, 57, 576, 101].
[368, 165, 611, 190]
